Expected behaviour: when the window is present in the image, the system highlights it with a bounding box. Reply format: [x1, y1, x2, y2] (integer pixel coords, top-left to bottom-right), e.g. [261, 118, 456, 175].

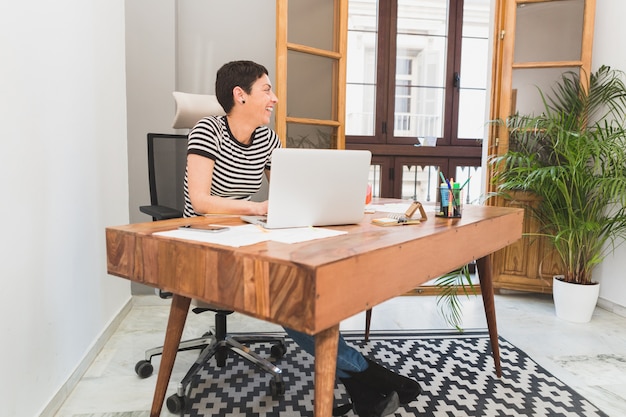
[346, 0, 490, 200]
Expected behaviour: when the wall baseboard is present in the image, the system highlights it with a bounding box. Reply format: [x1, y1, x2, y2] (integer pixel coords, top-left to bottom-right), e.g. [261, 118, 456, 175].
[597, 297, 626, 318]
[39, 297, 134, 417]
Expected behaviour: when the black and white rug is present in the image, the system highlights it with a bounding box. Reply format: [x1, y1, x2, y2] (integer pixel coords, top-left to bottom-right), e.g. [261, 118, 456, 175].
[185, 330, 607, 416]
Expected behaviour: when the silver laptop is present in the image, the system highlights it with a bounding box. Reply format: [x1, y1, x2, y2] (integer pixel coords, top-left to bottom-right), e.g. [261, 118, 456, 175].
[241, 148, 372, 229]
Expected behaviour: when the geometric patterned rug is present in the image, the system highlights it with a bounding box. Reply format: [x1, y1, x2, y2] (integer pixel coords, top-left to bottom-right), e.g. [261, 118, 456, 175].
[185, 330, 608, 417]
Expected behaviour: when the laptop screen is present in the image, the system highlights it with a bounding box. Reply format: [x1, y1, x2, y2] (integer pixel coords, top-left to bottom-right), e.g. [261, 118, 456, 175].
[259, 148, 372, 229]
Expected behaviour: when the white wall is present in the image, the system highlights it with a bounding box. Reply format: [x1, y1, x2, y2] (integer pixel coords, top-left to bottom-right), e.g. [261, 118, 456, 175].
[175, 0, 277, 97]
[125, 0, 177, 228]
[0, 2, 131, 417]
[592, 0, 626, 311]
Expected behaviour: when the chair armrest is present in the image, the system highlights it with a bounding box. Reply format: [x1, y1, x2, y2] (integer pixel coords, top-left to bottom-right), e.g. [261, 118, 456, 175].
[140, 205, 183, 220]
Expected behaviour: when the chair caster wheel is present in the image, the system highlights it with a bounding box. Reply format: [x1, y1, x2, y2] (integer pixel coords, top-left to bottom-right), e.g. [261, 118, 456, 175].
[271, 342, 287, 360]
[270, 379, 285, 398]
[166, 393, 187, 413]
[134, 360, 153, 378]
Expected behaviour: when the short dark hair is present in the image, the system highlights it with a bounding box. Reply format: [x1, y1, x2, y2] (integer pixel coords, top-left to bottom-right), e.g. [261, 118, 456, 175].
[215, 60, 269, 113]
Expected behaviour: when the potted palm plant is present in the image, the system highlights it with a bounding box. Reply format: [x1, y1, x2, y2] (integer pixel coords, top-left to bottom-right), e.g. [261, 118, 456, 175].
[489, 65, 626, 322]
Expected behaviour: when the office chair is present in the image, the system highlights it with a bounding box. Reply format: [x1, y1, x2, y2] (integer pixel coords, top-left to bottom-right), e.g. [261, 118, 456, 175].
[134, 93, 286, 414]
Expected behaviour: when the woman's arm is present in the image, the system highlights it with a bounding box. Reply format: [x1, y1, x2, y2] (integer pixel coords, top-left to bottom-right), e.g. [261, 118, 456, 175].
[186, 154, 268, 215]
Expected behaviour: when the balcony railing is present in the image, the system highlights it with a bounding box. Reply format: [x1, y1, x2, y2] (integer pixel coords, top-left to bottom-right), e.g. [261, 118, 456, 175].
[394, 112, 441, 137]
[399, 165, 482, 204]
[346, 112, 440, 137]
[368, 164, 482, 204]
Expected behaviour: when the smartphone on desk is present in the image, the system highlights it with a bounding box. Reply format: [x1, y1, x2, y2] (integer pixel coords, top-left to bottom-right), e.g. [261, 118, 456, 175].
[178, 224, 229, 233]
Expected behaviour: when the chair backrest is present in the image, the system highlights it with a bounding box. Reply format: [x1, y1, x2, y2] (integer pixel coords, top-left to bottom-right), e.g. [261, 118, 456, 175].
[141, 93, 222, 221]
[146, 133, 188, 214]
[172, 91, 225, 129]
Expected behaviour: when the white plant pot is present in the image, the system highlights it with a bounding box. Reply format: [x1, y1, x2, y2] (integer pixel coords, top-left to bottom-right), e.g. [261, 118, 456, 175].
[552, 276, 600, 323]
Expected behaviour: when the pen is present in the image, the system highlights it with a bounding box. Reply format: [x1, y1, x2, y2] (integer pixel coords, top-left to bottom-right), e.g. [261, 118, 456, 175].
[445, 176, 455, 204]
[438, 172, 456, 217]
[439, 171, 453, 194]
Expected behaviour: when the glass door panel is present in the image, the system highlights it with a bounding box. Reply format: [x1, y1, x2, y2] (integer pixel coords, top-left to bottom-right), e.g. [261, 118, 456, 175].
[394, 0, 449, 139]
[286, 124, 334, 149]
[346, 29, 377, 136]
[458, 88, 487, 139]
[346, 1, 378, 136]
[512, 66, 579, 116]
[287, 52, 335, 120]
[514, 0, 584, 63]
[346, 82, 377, 135]
[288, 0, 335, 51]
[457, 0, 490, 141]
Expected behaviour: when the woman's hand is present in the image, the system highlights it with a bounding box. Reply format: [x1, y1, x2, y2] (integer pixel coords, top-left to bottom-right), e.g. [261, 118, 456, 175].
[254, 200, 269, 216]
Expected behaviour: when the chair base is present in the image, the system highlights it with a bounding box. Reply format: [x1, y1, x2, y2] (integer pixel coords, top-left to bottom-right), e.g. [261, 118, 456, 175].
[135, 313, 287, 414]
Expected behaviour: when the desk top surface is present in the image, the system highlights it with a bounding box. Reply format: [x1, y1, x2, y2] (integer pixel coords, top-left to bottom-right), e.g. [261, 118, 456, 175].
[106, 200, 523, 333]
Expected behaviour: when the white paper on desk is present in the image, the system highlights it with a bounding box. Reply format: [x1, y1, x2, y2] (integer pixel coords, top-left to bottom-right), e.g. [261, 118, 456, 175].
[154, 224, 270, 247]
[267, 227, 346, 244]
[154, 224, 346, 247]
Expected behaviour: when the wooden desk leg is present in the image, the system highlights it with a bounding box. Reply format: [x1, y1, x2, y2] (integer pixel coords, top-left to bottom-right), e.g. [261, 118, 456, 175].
[314, 325, 339, 417]
[476, 255, 502, 378]
[150, 294, 191, 417]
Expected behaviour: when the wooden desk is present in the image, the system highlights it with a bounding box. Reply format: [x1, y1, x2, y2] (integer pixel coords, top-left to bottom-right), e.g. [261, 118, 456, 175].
[106, 202, 523, 417]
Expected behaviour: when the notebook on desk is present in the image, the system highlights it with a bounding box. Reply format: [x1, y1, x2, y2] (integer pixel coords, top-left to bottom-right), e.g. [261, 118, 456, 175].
[241, 148, 372, 229]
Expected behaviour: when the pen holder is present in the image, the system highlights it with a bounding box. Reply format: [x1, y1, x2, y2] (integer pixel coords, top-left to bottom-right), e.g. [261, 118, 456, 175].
[436, 186, 463, 218]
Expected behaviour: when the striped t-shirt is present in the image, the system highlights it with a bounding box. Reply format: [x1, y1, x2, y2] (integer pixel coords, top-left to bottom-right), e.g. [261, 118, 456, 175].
[183, 115, 282, 217]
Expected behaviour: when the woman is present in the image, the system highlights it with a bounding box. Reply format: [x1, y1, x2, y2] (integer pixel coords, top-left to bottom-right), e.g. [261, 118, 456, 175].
[183, 60, 420, 417]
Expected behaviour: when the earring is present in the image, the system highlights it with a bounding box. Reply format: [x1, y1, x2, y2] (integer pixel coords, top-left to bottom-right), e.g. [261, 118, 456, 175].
[241, 100, 246, 104]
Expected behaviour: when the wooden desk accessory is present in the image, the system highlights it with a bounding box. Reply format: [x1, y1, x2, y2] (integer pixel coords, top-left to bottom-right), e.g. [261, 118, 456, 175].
[372, 201, 428, 226]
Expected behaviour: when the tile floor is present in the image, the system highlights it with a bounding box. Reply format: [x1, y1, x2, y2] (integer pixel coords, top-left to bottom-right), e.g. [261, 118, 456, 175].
[52, 292, 626, 417]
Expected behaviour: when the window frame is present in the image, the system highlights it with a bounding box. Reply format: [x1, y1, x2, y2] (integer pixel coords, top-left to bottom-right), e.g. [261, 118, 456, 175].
[346, 0, 485, 148]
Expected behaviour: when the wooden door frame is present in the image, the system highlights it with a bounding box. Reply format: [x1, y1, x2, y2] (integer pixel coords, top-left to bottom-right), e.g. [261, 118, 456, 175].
[487, 0, 596, 293]
[275, 0, 348, 150]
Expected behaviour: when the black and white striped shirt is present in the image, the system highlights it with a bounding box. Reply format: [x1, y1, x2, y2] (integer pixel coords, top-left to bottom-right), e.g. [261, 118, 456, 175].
[183, 115, 282, 217]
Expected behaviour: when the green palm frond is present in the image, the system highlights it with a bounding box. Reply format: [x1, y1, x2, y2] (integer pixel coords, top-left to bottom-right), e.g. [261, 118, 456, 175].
[543, 65, 626, 129]
[435, 264, 477, 331]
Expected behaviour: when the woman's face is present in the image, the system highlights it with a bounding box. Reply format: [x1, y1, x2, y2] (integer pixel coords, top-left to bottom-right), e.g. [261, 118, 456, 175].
[245, 74, 278, 125]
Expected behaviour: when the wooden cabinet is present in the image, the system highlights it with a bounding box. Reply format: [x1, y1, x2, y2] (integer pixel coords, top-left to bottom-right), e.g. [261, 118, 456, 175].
[487, 0, 596, 293]
[491, 192, 563, 293]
